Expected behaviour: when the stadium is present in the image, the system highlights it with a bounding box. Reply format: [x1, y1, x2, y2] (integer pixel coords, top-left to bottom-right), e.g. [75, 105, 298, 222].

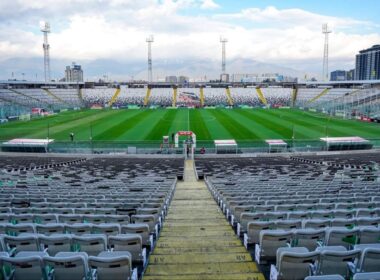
[1, 80, 380, 153]
[0, 78, 380, 280]
[1, 0, 380, 279]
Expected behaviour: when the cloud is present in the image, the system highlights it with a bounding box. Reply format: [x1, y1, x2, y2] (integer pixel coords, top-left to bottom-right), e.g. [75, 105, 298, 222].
[200, 0, 220, 10]
[0, 2, 379, 80]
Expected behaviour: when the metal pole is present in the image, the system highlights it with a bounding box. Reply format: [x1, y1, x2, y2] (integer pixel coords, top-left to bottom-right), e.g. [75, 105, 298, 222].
[292, 125, 295, 152]
[90, 122, 93, 154]
[47, 122, 50, 153]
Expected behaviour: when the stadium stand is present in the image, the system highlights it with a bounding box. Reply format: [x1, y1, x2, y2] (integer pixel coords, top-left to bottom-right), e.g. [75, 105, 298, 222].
[83, 87, 118, 107]
[0, 88, 47, 109]
[203, 87, 229, 106]
[0, 151, 379, 279]
[261, 87, 292, 107]
[3, 83, 379, 118]
[82, 87, 173, 108]
[196, 152, 380, 279]
[148, 88, 172, 107]
[122, 88, 148, 107]
[0, 155, 183, 279]
[296, 86, 380, 120]
[229, 87, 260, 106]
[295, 87, 354, 108]
[0, 87, 82, 115]
[49, 88, 82, 107]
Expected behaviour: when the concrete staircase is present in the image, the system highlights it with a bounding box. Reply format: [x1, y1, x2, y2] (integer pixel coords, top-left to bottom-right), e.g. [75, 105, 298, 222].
[144, 160, 264, 280]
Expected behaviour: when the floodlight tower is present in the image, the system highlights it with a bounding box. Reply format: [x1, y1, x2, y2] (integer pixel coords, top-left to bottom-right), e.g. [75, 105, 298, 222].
[322, 23, 332, 82]
[146, 35, 154, 83]
[41, 22, 51, 83]
[220, 36, 228, 74]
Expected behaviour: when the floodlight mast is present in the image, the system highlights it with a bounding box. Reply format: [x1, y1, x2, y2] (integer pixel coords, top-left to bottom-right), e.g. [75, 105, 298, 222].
[322, 23, 332, 82]
[146, 35, 154, 83]
[41, 22, 51, 83]
[220, 36, 228, 74]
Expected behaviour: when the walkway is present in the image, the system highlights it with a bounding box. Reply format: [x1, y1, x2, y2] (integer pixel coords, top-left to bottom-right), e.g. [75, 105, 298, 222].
[144, 160, 264, 280]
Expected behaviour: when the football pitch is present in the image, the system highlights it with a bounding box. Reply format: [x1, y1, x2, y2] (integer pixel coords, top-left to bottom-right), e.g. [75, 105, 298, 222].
[1, 108, 380, 143]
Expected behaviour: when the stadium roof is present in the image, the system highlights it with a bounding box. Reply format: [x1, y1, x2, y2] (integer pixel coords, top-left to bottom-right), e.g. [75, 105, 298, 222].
[0, 80, 84, 86]
[301, 80, 380, 86]
[1, 79, 380, 88]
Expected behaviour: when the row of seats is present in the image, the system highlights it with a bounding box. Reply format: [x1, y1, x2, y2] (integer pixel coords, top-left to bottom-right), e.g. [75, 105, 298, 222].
[248, 226, 379, 254]
[199, 154, 380, 279]
[232, 207, 380, 228]
[237, 213, 380, 236]
[0, 156, 183, 279]
[0, 222, 156, 246]
[1, 233, 146, 263]
[0, 156, 84, 171]
[0, 251, 138, 280]
[0, 212, 161, 226]
[269, 245, 380, 280]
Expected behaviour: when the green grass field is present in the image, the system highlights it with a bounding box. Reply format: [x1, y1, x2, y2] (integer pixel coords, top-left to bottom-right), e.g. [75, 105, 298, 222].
[1, 108, 380, 143]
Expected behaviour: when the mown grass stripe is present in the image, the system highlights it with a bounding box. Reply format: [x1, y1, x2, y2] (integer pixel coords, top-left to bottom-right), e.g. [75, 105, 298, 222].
[232, 109, 293, 139]
[190, 109, 212, 140]
[145, 110, 179, 140]
[209, 110, 259, 140]
[253, 109, 321, 139]
[25, 110, 120, 140]
[275, 109, 380, 138]
[1, 108, 380, 142]
[94, 110, 152, 140]
[120, 109, 168, 140]
[198, 110, 233, 140]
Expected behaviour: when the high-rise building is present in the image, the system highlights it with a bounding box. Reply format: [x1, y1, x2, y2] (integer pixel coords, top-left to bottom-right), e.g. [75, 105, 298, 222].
[346, 69, 355, 81]
[165, 76, 177, 83]
[178, 76, 188, 84]
[65, 62, 83, 82]
[330, 70, 346, 81]
[220, 73, 229, 82]
[355, 45, 380, 80]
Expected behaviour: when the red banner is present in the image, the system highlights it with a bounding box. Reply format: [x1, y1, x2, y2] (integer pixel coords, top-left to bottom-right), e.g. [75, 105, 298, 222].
[177, 131, 193, 136]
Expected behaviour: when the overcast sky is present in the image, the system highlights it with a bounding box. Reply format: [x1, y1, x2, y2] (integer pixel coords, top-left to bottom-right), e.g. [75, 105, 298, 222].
[0, 0, 379, 80]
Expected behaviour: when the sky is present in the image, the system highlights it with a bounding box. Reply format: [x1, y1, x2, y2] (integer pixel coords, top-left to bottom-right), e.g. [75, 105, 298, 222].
[0, 0, 379, 81]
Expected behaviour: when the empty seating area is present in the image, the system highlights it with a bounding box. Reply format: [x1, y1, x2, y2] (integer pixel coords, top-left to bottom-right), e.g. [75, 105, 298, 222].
[83, 87, 173, 107]
[319, 87, 380, 118]
[261, 87, 292, 107]
[0, 101, 31, 119]
[49, 88, 82, 107]
[294, 87, 380, 119]
[148, 88, 173, 106]
[0, 88, 46, 109]
[203, 87, 229, 106]
[229, 87, 261, 106]
[83, 87, 118, 107]
[292, 152, 380, 170]
[0, 88, 82, 113]
[0, 155, 84, 172]
[80, 86, 293, 108]
[0, 156, 183, 279]
[197, 154, 380, 279]
[120, 88, 147, 106]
